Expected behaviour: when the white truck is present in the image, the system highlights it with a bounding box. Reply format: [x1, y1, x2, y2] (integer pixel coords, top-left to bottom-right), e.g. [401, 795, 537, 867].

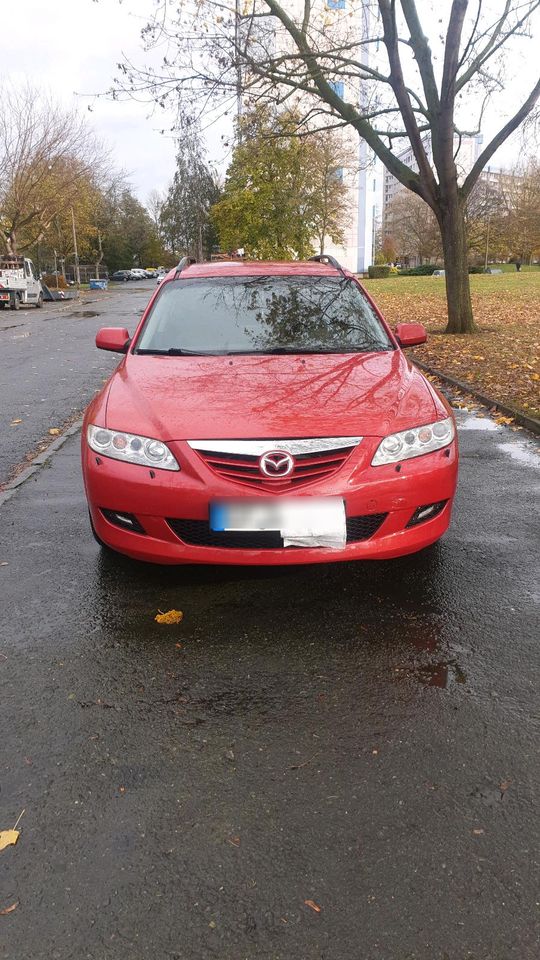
[0, 255, 43, 310]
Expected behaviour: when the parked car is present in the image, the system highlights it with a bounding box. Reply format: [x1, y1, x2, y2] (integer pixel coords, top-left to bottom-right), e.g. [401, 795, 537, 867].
[82, 256, 458, 565]
[129, 268, 147, 281]
[156, 271, 167, 285]
[110, 270, 131, 282]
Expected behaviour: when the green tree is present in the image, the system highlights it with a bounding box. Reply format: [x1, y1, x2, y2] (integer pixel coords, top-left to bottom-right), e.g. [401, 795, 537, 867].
[211, 107, 350, 260]
[160, 127, 220, 260]
[101, 188, 163, 272]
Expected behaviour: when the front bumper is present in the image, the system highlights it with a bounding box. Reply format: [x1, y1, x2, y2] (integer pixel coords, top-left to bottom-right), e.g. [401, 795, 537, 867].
[82, 435, 458, 565]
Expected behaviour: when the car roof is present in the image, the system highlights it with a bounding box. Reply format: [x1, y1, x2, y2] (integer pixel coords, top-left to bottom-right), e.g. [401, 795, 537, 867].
[173, 260, 351, 279]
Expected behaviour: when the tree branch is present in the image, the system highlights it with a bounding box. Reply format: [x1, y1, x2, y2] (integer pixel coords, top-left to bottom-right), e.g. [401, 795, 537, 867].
[462, 75, 540, 196]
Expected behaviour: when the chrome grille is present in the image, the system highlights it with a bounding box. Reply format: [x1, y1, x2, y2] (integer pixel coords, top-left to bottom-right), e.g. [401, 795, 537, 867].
[188, 437, 362, 490]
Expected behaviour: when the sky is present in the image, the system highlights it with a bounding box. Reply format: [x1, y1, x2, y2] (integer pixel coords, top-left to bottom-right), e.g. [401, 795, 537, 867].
[4, 0, 539, 207]
[3, 0, 187, 203]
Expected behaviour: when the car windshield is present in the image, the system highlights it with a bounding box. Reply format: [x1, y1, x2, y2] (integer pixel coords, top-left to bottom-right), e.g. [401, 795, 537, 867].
[135, 275, 394, 355]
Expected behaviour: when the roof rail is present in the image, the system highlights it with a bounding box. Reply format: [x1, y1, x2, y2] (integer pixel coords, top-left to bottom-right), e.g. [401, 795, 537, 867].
[308, 254, 347, 279]
[174, 256, 197, 278]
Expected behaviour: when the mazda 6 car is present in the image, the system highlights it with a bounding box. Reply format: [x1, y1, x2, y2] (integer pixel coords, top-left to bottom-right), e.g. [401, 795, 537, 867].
[82, 256, 458, 565]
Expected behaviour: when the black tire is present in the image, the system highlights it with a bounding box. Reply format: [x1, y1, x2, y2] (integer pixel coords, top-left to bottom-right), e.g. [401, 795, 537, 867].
[0, 303, 5, 310]
[88, 510, 114, 554]
[35, 292, 43, 308]
[10, 294, 20, 311]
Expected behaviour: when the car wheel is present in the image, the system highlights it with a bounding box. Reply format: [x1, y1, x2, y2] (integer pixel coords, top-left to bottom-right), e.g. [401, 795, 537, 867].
[36, 292, 43, 308]
[10, 294, 20, 311]
[88, 510, 115, 554]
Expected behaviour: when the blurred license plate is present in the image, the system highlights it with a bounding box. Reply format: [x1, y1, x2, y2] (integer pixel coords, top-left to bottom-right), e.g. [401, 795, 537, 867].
[210, 498, 344, 533]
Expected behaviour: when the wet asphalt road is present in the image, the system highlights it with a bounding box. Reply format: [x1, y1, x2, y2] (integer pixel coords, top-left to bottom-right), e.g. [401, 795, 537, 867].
[0, 284, 153, 486]
[0, 409, 539, 959]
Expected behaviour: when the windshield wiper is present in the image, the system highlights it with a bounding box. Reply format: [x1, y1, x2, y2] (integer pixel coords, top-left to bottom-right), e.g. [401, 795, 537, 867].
[136, 347, 217, 356]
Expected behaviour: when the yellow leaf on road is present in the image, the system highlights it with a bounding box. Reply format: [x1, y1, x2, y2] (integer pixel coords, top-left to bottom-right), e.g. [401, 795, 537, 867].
[0, 901, 18, 915]
[155, 609, 184, 625]
[48, 428, 61, 436]
[0, 830, 19, 852]
[10, 419, 22, 425]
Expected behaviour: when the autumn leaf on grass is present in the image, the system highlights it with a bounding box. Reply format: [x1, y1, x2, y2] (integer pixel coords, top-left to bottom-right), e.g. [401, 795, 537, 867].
[304, 899, 322, 913]
[0, 901, 18, 915]
[155, 609, 184, 625]
[0, 830, 19, 852]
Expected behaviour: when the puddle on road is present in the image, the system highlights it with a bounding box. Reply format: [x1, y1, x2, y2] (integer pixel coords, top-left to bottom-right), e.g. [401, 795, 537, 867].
[393, 658, 467, 690]
[496, 441, 540, 469]
[457, 413, 500, 431]
[66, 310, 101, 319]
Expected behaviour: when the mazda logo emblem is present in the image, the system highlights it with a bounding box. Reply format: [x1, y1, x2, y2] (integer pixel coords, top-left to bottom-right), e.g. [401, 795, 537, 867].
[259, 450, 295, 478]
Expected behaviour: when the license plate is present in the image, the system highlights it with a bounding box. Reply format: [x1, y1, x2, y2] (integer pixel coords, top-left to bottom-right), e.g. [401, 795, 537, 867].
[210, 498, 347, 549]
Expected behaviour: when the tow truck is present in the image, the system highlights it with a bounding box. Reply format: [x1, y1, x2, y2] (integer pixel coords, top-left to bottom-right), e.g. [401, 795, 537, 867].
[0, 255, 43, 310]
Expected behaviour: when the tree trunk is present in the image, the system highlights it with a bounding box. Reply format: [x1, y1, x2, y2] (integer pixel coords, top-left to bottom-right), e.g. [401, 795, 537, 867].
[439, 197, 477, 334]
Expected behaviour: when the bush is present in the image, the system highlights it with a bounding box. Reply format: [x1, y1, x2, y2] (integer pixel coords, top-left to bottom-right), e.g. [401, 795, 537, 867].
[468, 265, 484, 274]
[42, 273, 68, 289]
[398, 263, 439, 276]
[368, 264, 392, 279]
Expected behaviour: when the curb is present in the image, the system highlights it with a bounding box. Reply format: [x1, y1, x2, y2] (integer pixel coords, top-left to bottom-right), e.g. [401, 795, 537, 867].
[413, 360, 540, 437]
[0, 419, 83, 509]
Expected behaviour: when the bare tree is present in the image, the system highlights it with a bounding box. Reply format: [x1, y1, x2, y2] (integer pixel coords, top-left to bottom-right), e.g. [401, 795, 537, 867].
[0, 81, 108, 254]
[386, 191, 442, 264]
[110, 1, 540, 333]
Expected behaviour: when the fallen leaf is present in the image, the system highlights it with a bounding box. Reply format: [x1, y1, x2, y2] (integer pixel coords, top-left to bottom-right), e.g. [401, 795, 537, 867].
[0, 830, 19, 852]
[10, 419, 22, 425]
[228, 836, 240, 846]
[500, 779, 512, 793]
[0, 901, 18, 915]
[304, 899, 322, 913]
[0, 562, 8, 567]
[48, 428, 61, 436]
[472, 828, 485, 835]
[155, 609, 183, 624]
[495, 415, 514, 425]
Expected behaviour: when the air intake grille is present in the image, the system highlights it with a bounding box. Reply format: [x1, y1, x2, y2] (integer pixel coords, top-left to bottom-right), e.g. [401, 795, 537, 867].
[167, 513, 387, 549]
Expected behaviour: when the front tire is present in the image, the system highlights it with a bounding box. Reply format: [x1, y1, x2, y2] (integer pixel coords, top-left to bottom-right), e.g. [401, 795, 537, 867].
[88, 510, 114, 553]
[10, 294, 20, 311]
[35, 292, 43, 308]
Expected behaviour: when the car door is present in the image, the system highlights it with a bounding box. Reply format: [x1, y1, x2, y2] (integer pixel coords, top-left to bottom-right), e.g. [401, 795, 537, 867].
[25, 260, 40, 301]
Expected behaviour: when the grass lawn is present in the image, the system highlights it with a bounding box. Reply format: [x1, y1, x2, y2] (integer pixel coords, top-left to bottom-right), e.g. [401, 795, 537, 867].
[363, 272, 540, 419]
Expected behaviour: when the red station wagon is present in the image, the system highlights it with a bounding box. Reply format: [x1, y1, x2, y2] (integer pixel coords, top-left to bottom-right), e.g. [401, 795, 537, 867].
[82, 256, 458, 564]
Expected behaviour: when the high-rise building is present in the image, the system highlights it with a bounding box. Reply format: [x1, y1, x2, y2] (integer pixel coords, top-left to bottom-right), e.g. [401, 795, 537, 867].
[382, 134, 484, 238]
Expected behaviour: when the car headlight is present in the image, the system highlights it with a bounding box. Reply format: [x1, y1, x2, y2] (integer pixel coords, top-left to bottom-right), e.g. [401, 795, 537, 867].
[371, 417, 454, 466]
[87, 424, 180, 471]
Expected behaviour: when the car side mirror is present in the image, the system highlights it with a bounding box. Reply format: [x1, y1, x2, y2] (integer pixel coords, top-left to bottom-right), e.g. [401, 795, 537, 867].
[395, 322, 427, 347]
[96, 327, 131, 353]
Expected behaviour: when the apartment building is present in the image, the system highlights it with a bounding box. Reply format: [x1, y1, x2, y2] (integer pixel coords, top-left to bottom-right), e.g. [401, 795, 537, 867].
[382, 134, 483, 235]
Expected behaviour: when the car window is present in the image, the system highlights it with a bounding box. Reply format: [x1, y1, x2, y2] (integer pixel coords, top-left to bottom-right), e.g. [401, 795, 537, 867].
[135, 275, 394, 355]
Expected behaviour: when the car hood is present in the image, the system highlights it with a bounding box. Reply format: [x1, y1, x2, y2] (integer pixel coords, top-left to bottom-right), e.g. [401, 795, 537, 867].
[105, 351, 438, 440]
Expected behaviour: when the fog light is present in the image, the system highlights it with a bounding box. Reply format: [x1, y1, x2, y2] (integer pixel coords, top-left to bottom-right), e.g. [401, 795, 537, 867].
[101, 509, 146, 534]
[406, 501, 447, 528]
